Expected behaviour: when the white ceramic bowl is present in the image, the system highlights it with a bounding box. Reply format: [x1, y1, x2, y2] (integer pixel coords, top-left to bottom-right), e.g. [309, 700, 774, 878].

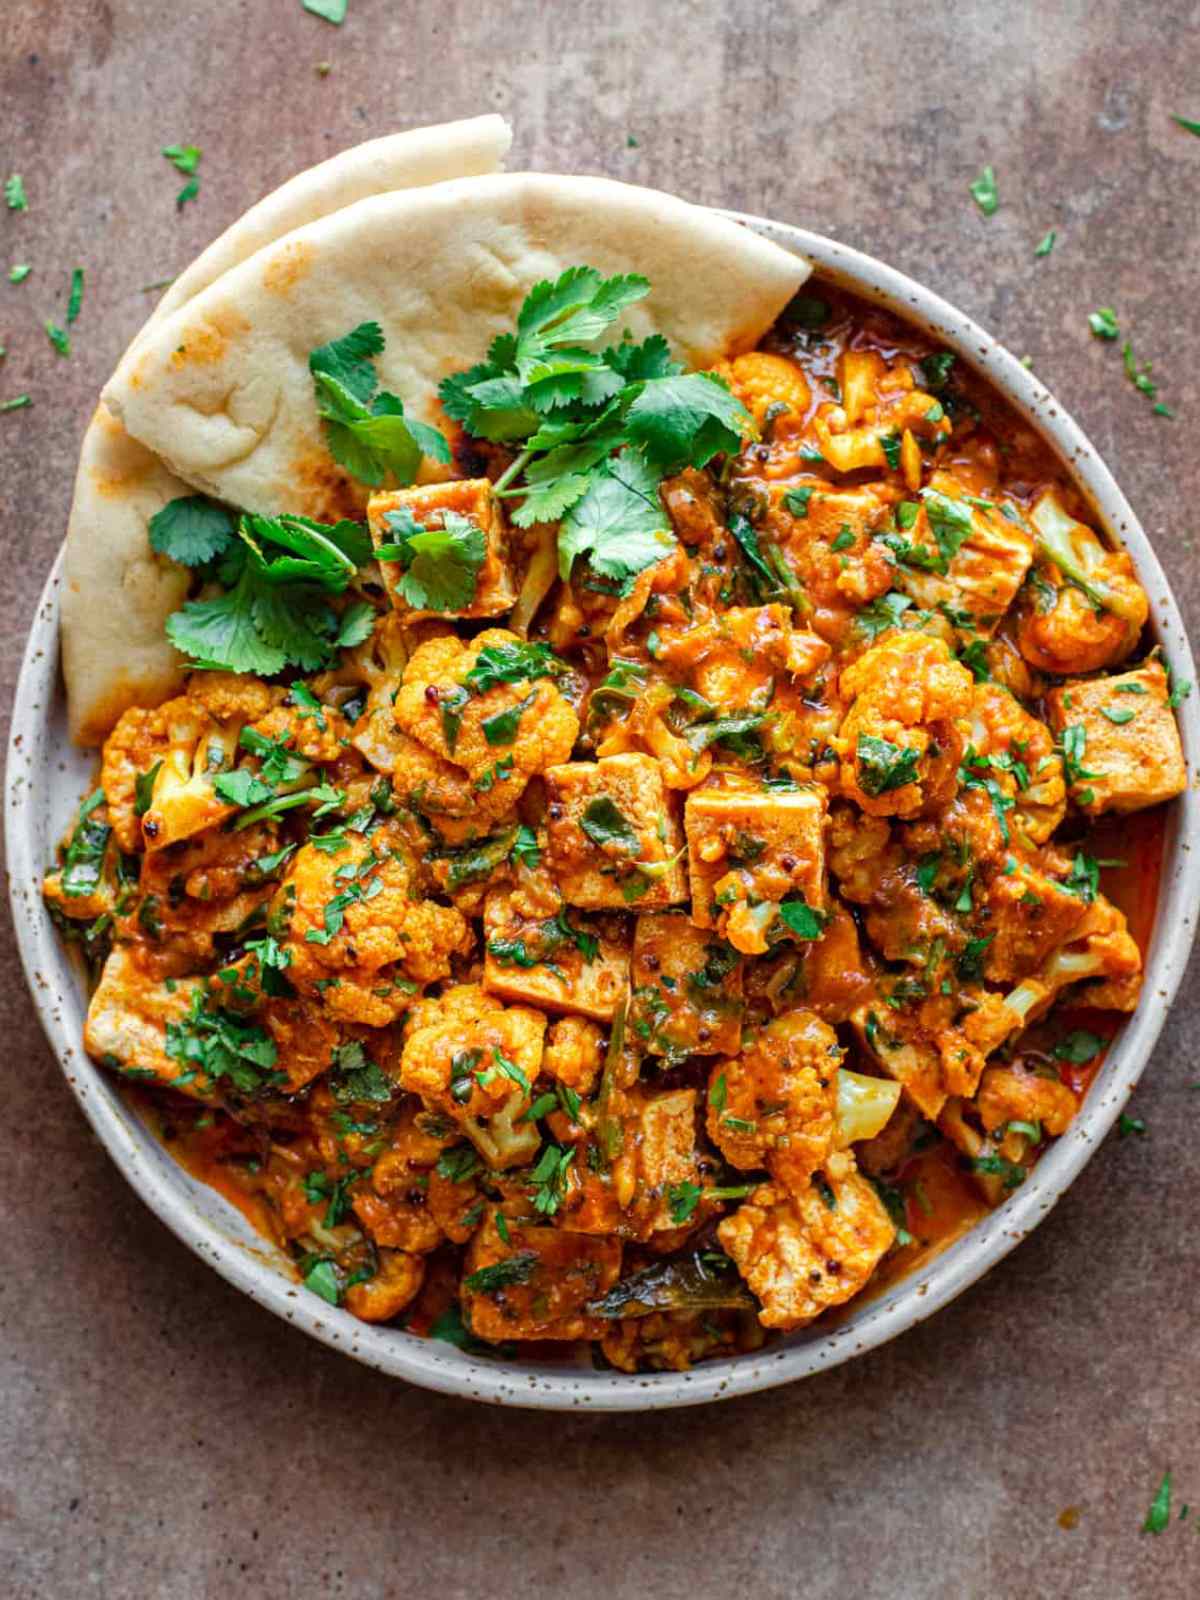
[8, 216, 1198, 1411]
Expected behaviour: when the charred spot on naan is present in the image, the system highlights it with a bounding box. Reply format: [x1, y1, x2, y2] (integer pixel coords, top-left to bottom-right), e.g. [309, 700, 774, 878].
[262, 239, 315, 298]
[168, 308, 252, 371]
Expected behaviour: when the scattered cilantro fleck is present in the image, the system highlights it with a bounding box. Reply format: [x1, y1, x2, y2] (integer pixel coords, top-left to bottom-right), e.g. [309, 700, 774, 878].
[302, 1258, 341, 1305]
[1118, 1113, 1147, 1138]
[1089, 307, 1120, 340]
[972, 1154, 1026, 1188]
[1034, 230, 1057, 258]
[45, 321, 69, 357]
[856, 733, 921, 796]
[1053, 1029, 1105, 1063]
[67, 267, 84, 323]
[8, 264, 31, 284]
[464, 639, 568, 693]
[969, 165, 998, 216]
[579, 796, 640, 853]
[463, 1252, 538, 1295]
[303, 0, 347, 19]
[1143, 1471, 1172, 1534]
[778, 899, 828, 941]
[60, 789, 110, 897]
[784, 486, 814, 518]
[5, 175, 27, 211]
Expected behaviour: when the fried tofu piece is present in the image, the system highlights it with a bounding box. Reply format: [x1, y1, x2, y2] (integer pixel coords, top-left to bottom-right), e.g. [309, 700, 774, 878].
[718, 1159, 895, 1330]
[980, 859, 1091, 984]
[564, 1087, 703, 1238]
[1046, 661, 1187, 815]
[544, 753, 687, 909]
[460, 1211, 622, 1342]
[399, 983, 545, 1169]
[481, 889, 628, 1022]
[84, 949, 214, 1100]
[631, 912, 743, 1056]
[684, 785, 827, 953]
[707, 1010, 840, 1196]
[367, 479, 516, 620]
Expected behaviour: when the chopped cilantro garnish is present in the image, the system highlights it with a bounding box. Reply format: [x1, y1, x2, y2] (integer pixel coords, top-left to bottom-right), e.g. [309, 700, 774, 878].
[1118, 1113, 1147, 1138]
[1053, 1029, 1104, 1064]
[45, 321, 69, 357]
[67, 267, 84, 324]
[302, 1258, 341, 1306]
[579, 795, 640, 853]
[972, 1154, 1026, 1188]
[777, 898, 828, 941]
[162, 145, 201, 209]
[784, 485, 814, 518]
[8, 264, 30, 284]
[463, 1252, 538, 1295]
[5, 174, 27, 211]
[856, 733, 921, 796]
[60, 789, 110, 897]
[969, 165, 998, 216]
[1088, 306, 1120, 340]
[303, 0, 347, 19]
[464, 639, 567, 693]
[1142, 1471, 1172, 1534]
[1034, 230, 1056, 258]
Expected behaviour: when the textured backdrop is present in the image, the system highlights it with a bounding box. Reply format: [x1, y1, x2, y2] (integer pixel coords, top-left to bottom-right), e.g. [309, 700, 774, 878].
[2, 1, 1198, 1595]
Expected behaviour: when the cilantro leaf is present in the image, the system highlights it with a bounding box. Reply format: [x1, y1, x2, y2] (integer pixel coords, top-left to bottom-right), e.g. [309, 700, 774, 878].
[45, 321, 69, 358]
[309, 323, 449, 486]
[604, 332, 682, 381]
[1089, 307, 1120, 340]
[579, 796, 640, 852]
[624, 371, 753, 472]
[464, 639, 568, 693]
[166, 568, 290, 675]
[376, 506, 485, 612]
[162, 146, 201, 209]
[920, 489, 974, 570]
[67, 268, 84, 323]
[516, 267, 649, 357]
[558, 448, 674, 582]
[1142, 1471, 1172, 1534]
[8, 264, 31, 284]
[969, 164, 998, 216]
[778, 899, 827, 940]
[148, 495, 237, 566]
[5, 174, 27, 211]
[303, 0, 347, 20]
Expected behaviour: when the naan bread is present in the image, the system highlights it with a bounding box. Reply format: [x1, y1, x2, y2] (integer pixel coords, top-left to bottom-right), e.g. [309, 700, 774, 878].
[102, 173, 810, 522]
[64, 116, 512, 744]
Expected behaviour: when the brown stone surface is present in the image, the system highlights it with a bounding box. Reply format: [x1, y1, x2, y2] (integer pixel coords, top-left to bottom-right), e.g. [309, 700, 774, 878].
[2, 1, 1199, 1594]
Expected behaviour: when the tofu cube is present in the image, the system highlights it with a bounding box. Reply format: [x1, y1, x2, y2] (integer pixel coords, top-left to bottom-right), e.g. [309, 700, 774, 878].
[544, 753, 687, 910]
[631, 912, 743, 1056]
[561, 1088, 702, 1239]
[460, 1211, 622, 1342]
[482, 890, 629, 1022]
[367, 478, 516, 620]
[1046, 661, 1187, 815]
[684, 785, 827, 950]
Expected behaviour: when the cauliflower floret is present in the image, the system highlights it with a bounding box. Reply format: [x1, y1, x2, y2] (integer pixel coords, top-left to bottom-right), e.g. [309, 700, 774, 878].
[278, 825, 471, 1025]
[100, 695, 237, 854]
[392, 629, 579, 793]
[965, 681, 1066, 844]
[460, 1210, 622, 1342]
[542, 1015, 606, 1095]
[976, 1064, 1077, 1138]
[186, 671, 282, 725]
[707, 1011, 840, 1195]
[123, 820, 281, 972]
[990, 893, 1143, 1036]
[399, 984, 546, 1169]
[601, 1310, 762, 1373]
[1046, 661, 1186, 816]
[851, 1000, 988, 1121]
[836, 632, 973, 817]
[248, 693, 352, 766]
[343, 1249, 425, 1322]
[718, 1157, 896, 1330]
[1014, 487, 1148, 674]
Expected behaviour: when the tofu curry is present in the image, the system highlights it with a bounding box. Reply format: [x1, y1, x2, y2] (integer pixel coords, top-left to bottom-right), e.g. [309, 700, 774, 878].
[44, 271, 1187, 1371]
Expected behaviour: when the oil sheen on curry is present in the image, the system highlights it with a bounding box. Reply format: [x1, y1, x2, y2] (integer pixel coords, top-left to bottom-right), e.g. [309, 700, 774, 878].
[44, 273, 1187, 1372]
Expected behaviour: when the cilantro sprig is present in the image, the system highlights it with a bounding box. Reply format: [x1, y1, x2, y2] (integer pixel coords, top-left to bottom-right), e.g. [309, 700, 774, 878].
[440, 265, 755, 590]
[151, 493, 375, 674]
[309, 322, 450, 487]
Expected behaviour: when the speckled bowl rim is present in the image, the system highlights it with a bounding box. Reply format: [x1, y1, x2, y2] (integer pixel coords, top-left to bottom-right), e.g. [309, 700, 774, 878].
[7, 214, 1198, 1412]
